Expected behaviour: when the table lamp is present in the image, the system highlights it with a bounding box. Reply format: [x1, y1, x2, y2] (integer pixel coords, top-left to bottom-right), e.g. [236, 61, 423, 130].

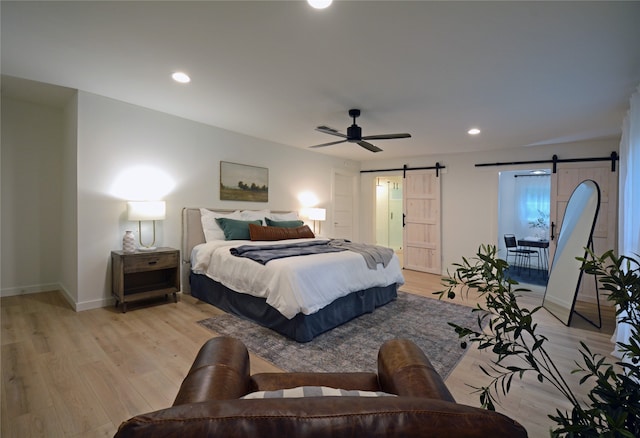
[307, 207, 326, 236]
[127, 201, 166, 251]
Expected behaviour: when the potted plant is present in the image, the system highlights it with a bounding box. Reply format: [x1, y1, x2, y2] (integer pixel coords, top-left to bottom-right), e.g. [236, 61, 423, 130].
[529, 209, 550, 240]
[437, 245, 639, 437]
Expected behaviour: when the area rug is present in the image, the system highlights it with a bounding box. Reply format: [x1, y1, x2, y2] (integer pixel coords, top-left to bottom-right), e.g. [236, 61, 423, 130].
[197, 291, 482, 379]
[506, 267, 548, 287]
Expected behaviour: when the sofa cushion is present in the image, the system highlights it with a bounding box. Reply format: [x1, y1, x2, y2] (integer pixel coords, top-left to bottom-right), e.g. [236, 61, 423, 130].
[241, 386, 396, 399]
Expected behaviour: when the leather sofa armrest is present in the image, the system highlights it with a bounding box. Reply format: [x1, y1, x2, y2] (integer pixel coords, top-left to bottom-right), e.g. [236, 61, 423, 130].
[377, 338, 455, 401]
[173, 337, 251, 405]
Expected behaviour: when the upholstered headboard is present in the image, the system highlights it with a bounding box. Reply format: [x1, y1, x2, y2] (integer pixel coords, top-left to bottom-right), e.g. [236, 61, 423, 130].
[182, 207, 215, 263]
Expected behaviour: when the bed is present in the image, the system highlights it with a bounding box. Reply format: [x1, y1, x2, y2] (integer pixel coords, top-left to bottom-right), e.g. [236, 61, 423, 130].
[182, 208, 405, 342]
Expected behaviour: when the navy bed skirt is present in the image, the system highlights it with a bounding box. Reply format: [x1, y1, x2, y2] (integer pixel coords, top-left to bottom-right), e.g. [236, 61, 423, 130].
[190, 272, 398, 342]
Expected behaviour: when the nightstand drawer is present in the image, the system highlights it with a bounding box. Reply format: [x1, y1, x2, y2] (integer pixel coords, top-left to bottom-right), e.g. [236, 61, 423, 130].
[123, 252, 178, 273]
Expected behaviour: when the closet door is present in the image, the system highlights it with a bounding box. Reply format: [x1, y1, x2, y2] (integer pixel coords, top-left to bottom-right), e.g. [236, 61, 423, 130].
[403, 170, 441, 274]
[550, 163, 617, 304]
[332, 171, 356, 241]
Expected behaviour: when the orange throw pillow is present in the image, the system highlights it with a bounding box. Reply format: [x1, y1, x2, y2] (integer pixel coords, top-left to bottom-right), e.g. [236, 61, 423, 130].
[249, 224, 315, 241]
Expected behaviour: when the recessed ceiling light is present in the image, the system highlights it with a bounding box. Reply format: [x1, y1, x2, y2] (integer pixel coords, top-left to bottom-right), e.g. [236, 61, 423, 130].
[531, 170, 548, 175]
[172, 72, 191, 84]
[307, 0, 332, 9]
[468, 128, 481, 135]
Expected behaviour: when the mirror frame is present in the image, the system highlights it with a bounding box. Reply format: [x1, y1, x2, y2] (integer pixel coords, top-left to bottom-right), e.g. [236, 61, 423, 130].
[542, 180, 600, 325]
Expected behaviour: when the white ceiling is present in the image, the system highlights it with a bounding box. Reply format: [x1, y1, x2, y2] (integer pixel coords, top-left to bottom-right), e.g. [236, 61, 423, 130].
[2, 1, 639, 161]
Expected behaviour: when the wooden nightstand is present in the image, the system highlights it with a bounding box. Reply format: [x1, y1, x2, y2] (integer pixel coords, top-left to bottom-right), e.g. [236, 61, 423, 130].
[111, 247, 180, 312]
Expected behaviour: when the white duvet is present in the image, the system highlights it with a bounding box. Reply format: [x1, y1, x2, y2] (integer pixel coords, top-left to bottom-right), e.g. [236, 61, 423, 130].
[191, 238, 405, 319]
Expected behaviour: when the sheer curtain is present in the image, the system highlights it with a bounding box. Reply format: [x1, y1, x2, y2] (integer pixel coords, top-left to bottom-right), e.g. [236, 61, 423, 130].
[513, 175, 550, 239]
[613, 84, 640, 359]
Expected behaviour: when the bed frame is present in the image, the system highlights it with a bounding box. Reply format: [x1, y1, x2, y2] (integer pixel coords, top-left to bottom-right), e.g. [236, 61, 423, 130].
[181, 208, 399, 342]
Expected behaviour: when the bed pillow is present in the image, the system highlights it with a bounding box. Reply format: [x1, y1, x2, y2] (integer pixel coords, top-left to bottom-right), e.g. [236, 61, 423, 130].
[249, 224, 315, 241]
[200, 209, 242, 242]
[216, 218, 262, 240]
[241, 386, 396, 399]
[240, 209, 271, 225]
[270, 211, 299, 221]
[265, 218, 305, 228]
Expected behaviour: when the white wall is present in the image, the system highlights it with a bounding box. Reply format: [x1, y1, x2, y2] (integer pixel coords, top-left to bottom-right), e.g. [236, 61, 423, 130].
[61, 94, 79, 304]
[1, 97, 64, 295]
[360, 138, 619, 273]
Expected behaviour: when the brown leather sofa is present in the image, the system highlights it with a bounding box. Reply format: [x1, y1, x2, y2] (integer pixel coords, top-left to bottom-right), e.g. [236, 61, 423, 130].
[115, 336, 527, 437]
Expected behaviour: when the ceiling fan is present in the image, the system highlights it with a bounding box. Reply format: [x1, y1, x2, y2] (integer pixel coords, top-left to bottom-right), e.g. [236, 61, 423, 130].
[310, 109, 411, 153]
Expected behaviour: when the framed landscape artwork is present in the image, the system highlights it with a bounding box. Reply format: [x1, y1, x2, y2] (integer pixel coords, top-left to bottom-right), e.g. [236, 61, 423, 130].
[220, 161, 269, 202]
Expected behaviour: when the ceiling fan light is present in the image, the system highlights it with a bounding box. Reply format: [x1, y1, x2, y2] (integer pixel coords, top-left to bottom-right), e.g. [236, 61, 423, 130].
[307, 0, 332, 9]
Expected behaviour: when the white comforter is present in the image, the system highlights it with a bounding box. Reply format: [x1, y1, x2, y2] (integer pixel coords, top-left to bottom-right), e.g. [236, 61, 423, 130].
[191, 238, 405, 319]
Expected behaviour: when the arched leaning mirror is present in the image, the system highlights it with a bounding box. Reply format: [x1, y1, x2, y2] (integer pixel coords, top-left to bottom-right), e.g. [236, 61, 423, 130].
[543, 180, 600, 326]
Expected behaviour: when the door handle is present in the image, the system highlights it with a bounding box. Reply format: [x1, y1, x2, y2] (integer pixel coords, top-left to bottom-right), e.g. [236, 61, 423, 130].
[550, 221, 556, 241]
[402, 213, 406, 228]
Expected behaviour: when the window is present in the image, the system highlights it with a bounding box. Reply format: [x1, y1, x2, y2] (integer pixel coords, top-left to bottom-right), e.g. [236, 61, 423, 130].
[516, 176, 550, 239]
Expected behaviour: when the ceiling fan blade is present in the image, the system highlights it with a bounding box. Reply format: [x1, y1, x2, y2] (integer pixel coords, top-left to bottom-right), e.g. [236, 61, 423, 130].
[309, 139, 348, 148]
[362, 133, 411, 140]
[315, 126, 348, 138]
[357, 141, 383, 153]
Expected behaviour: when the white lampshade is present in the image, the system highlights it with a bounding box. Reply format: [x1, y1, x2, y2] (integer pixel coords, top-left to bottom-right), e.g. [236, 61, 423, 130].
[127, 201, 166, 221]
[307, 207, 326, 221]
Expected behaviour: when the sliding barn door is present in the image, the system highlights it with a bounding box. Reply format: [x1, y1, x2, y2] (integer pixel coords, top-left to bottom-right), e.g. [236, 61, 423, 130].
[403, 170, 441, 274]
[550, 162, 617, 304]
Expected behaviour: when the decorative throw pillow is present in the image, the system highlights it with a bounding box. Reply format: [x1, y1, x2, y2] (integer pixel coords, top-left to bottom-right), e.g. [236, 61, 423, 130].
[270, 211, 299, 221]
[200, 209, 242, 242]
[249, 224, 315, 241]
[215, 218, 262, 240]
[241, 386, 397, 399]
[265, 218, 305, 228]
[240, 210, 271, 225]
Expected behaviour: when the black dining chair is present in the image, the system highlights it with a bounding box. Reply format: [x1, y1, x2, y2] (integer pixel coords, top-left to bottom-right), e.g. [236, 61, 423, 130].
[504, 234, 539, 272]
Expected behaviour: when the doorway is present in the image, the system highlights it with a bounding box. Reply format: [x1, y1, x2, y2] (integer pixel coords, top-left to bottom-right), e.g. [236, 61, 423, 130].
[498, 169, 551, 286]
[375, 176, 403, 251]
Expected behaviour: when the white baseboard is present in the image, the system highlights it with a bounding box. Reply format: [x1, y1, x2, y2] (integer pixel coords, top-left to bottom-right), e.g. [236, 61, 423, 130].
[0, 282, 115, 311]
[75, 295, 115, 311]
[1, 283, 61, 298]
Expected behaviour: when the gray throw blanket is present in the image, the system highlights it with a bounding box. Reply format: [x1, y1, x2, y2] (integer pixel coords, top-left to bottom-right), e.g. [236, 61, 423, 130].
[230, 240, 346, 265]
[327, 239, 395, 269]
[230, 239, 395, 269]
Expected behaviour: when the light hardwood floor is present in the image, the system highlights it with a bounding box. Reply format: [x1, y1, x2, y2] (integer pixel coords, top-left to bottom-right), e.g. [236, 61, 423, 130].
[1, 270, 616, 437]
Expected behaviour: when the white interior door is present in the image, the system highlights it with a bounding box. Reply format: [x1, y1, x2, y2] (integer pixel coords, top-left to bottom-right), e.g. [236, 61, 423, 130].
[550, 162, 618, 304]
[332, 171, 356, 241]
[403, 170, 441, 274]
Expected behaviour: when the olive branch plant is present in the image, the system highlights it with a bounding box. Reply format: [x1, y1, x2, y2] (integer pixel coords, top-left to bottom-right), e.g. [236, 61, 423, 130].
[436, 245, 639, 437]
